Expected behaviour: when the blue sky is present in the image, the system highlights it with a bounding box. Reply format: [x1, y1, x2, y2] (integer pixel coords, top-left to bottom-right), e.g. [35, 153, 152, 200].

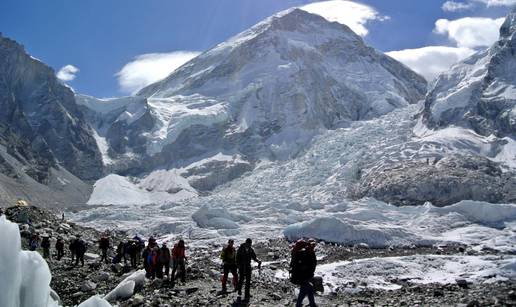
[0, 0, 513, 97]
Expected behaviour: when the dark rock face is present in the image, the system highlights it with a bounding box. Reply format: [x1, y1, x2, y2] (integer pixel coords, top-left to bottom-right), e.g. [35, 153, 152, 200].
[0, 34, 102, 181]
[421, 8, 516, 138]
[351, 155, 516, 206]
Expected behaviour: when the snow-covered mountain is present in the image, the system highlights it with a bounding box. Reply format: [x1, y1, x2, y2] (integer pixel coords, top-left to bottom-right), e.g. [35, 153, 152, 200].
[353, 9, 516, 206]
[0, 34, 100, 206]
[421, 7, 516, 139]
[78, 8, 426, 198]
[136, 8, 426, 161]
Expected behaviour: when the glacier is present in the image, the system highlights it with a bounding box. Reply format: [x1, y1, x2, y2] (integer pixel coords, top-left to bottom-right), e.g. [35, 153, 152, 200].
[71, 104, 516, 254]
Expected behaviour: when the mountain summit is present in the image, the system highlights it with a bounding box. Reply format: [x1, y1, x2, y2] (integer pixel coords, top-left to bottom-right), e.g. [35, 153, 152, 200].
[98, 9, 427, 165]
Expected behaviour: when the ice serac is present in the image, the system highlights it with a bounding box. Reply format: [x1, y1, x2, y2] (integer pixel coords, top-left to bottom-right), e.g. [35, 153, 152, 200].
[135, 8, 426, 162]
[422, 7, 516, 138]
[0, 34, 103, 181]
[0, 215, 59, 307]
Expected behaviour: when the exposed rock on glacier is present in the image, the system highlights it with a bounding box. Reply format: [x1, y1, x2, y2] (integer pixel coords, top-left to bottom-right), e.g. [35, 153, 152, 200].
[421, 7, 516, 138]
[179, 153, 253, 191]
[352, 155, 516, 206]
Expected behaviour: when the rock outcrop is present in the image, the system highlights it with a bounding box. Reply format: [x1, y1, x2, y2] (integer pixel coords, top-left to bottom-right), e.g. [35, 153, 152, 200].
[0, 34, 103, 181]
[352, 155, 516, 206]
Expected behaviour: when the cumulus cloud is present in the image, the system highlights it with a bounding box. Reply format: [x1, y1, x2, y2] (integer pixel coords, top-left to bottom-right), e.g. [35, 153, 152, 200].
[434, 17, 505, 48]
[116, 51, 201, 94]
[386, 46, 475, 81]
[442, 1, 475, 12]
[56, 65, 79, 82]
[300, 0, 388, 36]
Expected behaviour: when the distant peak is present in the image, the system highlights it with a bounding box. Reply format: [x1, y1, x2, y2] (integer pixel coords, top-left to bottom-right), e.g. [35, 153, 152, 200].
[500, 6, 516, 39]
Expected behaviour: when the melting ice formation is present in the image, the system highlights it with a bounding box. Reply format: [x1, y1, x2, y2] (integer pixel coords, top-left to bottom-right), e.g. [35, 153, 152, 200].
[0, 215, 59, 307]
[0, 216, 113, 307]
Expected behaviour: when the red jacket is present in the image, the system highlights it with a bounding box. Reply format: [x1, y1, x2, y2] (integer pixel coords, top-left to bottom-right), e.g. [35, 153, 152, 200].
[172, 244, 185, 260]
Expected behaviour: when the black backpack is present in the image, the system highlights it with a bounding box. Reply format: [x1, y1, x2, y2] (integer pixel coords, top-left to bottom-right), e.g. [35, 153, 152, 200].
[290, 249, 315, 285]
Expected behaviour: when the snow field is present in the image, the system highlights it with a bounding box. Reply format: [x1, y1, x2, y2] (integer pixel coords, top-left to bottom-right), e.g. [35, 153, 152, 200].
[275, 254, 515, 292]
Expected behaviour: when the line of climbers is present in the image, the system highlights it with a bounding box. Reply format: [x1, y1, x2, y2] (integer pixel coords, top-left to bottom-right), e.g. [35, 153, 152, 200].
[29, 231, 319, 306]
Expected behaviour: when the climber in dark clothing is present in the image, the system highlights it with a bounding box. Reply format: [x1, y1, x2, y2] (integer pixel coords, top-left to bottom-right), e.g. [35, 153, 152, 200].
[55, 237, 65, 261]
[236, 238, 261, 300]
[41, 235, 51, 259]
[290, 239, 317, 307]
[220, 239, 238, 293]
[72, 235, 87, 267]
[99, 234, 110, 263]
[69, 240, 76, 264]
[128, 240, 139, 268]
[158, 243, 171, 279]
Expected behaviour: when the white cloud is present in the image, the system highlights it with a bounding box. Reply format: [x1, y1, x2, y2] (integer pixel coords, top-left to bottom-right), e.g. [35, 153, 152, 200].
[386, 46, 476, 81]
[473, 0, 516, 7]
[56, 65, 79, 82]
[300, 0, 388, 36]
[442, 1, 475, 12]
[434, 17, 505, 48]
[116, 51, 201, 94]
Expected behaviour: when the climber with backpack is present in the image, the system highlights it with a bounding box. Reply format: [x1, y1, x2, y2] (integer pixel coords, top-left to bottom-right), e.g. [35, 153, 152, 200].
[290, 239, 318, 307]
[236, 238, 261, 300]
[171, 239, 187, 287]
[220, 239, 238, 293]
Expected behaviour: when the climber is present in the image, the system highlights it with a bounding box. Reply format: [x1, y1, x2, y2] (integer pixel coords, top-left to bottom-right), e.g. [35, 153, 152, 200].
[99, 234, 110, 264]
[171, 239, 187, 286]
[157, 242, 171, 279]
[73, 235, 87, 267]
[290, 239, 317, 307]
[41, 234, 51, 259]
[220, 239, 238, 293]
[29, 233, 39, 251]
[236, 238, 262, 300]
[55, 236, 65, 261]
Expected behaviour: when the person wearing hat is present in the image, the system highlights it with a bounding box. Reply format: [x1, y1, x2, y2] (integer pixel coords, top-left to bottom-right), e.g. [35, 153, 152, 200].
[236, 238, 262, 300]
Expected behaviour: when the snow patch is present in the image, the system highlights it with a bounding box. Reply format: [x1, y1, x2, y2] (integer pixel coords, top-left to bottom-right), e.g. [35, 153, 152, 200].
[313, 255, 516, 291]
[87, 174, 196, 205]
